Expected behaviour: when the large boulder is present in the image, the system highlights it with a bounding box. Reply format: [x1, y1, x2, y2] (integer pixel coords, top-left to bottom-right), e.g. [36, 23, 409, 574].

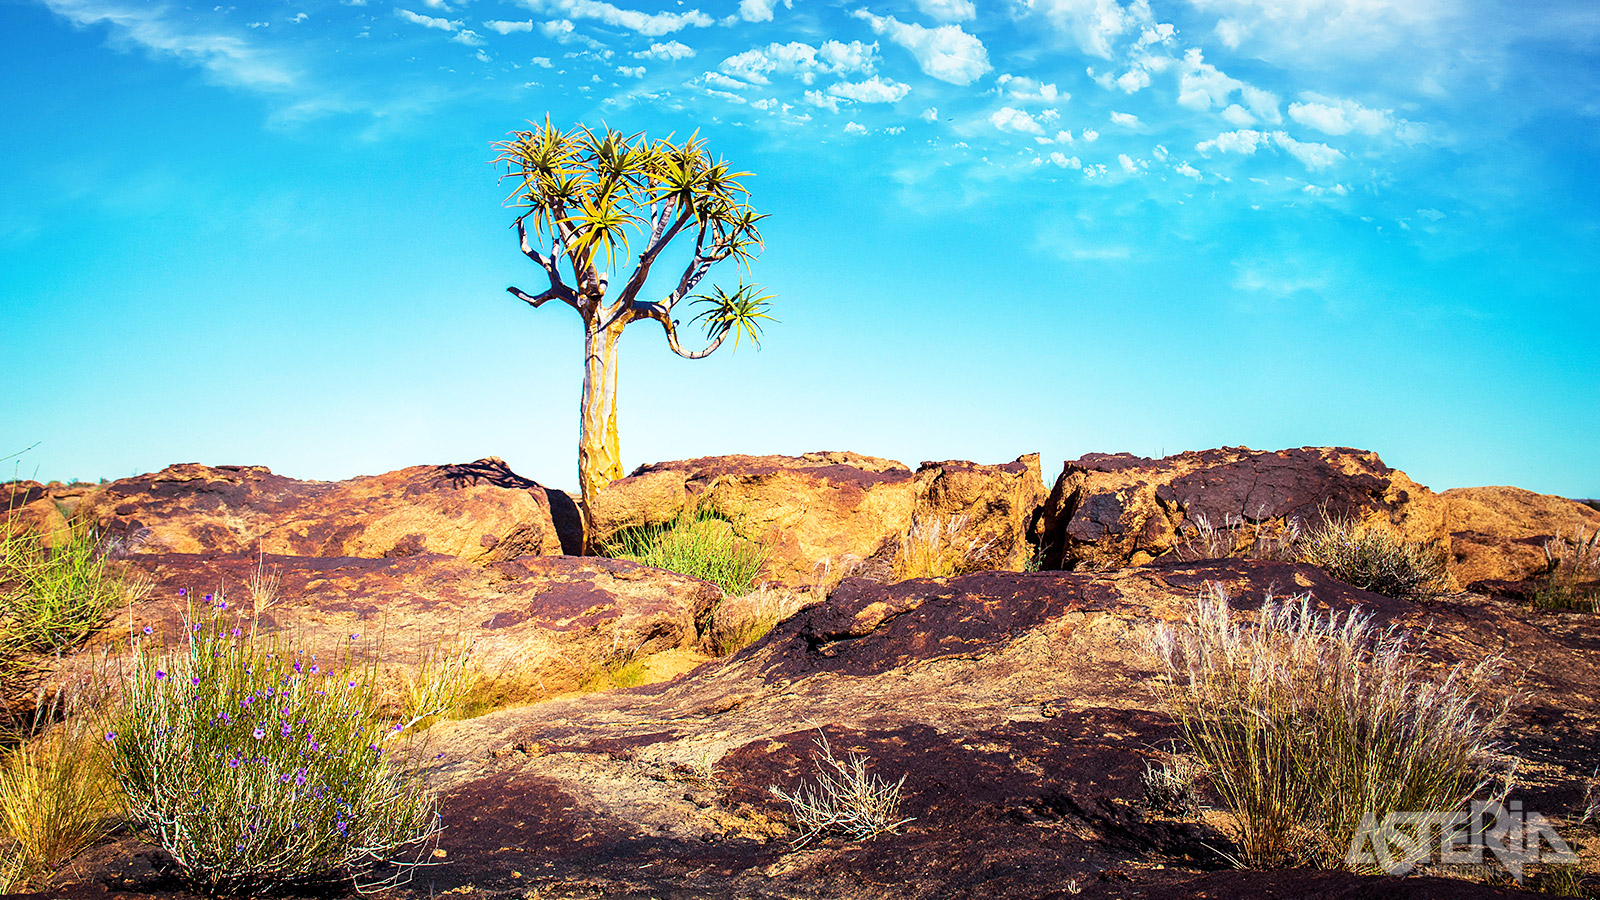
[1441, 486, 1600, 588]
[589, 452, 1047, 585]
[81, 551, 720, 702]
[1036, 447, 1449, 574]
[74, 457, 579, 562]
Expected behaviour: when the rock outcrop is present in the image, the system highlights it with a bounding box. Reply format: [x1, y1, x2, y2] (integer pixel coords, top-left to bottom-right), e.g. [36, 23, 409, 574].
[589, 452, 1046, 585]
[73, 457, 579, 562]
[1441, 485, 1600, 589]
[79, 551, 719, 702]
[1035, 446, 1450, 575]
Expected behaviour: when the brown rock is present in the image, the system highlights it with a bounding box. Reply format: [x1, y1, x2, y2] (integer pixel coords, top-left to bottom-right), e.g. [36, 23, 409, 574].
[1036, 446, 1450, 575]
[74, 457, 578, 562]
[591, 452, 1048, 585]
[911, 454, 1047, 572]
[81, 551, 719, 702]
[1441, 485, 1600, 587]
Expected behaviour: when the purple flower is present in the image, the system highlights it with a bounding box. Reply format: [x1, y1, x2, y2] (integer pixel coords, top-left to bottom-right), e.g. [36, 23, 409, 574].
[281, 722, 292, 737]
[252, 727, 266, 740]
[309, 664, 319, 675]
[178, 588, 187, 597]
[218, 600, 227, 610]
[218, 712, 230, 723]
[231, 627, 241, 638]
[293, 661, 302, 674]
[192, 676, 201, 686]
[293, 768, 307, 787]
[142, 625, 153, 635]
[192, 623, 203, 633]
[349, 633, 359, 641]
[155, 670, 166, 680]
[204, 593, 214, 603]
[228, 757, 240, 768]
[104, 732, 116, 743]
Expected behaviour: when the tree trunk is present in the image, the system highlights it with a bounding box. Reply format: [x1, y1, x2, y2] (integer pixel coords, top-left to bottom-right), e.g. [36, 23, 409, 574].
[577, 321, 625, 554]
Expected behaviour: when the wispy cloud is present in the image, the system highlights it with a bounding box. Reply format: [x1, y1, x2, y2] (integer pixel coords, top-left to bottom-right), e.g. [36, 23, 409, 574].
[41, 0, 297, 90]
[518, 0, 713, 37]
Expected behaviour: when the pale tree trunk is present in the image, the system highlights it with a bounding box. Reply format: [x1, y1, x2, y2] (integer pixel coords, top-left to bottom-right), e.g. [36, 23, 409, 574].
[577, 320, 625, 554]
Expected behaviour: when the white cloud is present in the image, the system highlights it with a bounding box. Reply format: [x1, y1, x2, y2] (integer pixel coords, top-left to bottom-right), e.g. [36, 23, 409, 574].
[1301, 182, 1349, 196]
[397, 8, 459, 30]
[803, 89, 841, 112]
[1024, 0, 1146, 59]
[702, 71, 749, 91]
[1047, 151, 1082, 168]
[719, 40, 876, 85]
[1220, 103, 1255, 126]
[990, 106, 1044, 135]
[247, 20, 268, 27]
[1196, 128, 1267, 155]
[737, 0, 791, 22]
[616, 64, 644, 77]
[914, 0, 976, 22]
[1081, 128, 1098, 141]
[1273, 132, 1344, 170]
[518, 0, 713, 37]
[1110, 110, 1139, 127]
[1114, 68, 1150, 92]
[530, 56, 552, 66]
[1118, 153, 1138, 173]
[291, 12, 308, 23]
[1195, 129, 1345, 170]
[828, 75, 910, 103]
[1193, 0, 1448, 64]
[484, 19, 534, 33]
[920, 106, 939, 122]
[634, 40, 694, 60]
[997, 73, 1064, 103]
[1241, 86, 1281, 124]
[884, 125, 904, 134]
[1287, 92, 1399, 136]
[852, 10, 991, 85]
[41, 0, 298, 90]
[844, 121, 868, 134]
[451, 28, 485, 45]
[1175, 161, 1201, 178]
[1176, 47, 1241, 110]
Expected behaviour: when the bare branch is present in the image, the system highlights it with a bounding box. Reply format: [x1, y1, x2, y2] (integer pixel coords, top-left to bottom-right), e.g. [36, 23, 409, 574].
[508, 284, 579, 312]
[636, 303, 728, 360]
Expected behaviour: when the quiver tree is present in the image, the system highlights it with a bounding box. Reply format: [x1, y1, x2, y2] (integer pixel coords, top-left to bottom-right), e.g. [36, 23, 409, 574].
[493, 121, 773, 552]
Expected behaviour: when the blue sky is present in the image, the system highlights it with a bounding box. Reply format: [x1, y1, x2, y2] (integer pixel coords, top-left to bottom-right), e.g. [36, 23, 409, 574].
[1, 0, 1596, 497]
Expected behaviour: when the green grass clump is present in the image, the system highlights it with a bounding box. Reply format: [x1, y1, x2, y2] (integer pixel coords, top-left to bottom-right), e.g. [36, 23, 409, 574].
[1148, 584, 1510, 869]
[1296, 515, 1449, 601]
[105, 597, 442, 896]
[0, 522, 139, 653]
[601, 507, 766, 596]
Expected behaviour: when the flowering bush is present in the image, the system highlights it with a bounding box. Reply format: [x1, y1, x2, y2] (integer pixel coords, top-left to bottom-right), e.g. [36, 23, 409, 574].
[105, 595, 441, 896]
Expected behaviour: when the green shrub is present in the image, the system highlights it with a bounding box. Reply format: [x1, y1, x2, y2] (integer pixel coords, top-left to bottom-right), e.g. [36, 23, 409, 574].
[105, 595, 442, 896]
[1148, 584, 1510, 868]
[1296, 515, 1449, 601]
[0, 522, 139, 653]
[601, 507, 766, 596]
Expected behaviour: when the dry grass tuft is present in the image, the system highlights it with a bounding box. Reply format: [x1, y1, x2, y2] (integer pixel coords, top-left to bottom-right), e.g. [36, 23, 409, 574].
[768, 732, 914, 848]
[1148, 583, 1511, 868]
[0, 717, 115, 889]
[1296, 515, 1449, 601]
[710, 583, 809, 657]
[1534, 527, 1600, 611]
[895, 514, 992, 581]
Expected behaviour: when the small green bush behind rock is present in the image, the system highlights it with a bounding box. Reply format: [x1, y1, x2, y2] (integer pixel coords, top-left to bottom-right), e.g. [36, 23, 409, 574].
[1296, 515, 1449, 601]
[601, 507, 766, 596]
[0, 521, 141, 654]
[105, 594, 442, 896]
[1532, 527, 1600, 611]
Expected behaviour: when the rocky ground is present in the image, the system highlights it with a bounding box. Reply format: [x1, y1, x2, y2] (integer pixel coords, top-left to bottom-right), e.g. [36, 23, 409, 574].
[6, 448, 1599, 899]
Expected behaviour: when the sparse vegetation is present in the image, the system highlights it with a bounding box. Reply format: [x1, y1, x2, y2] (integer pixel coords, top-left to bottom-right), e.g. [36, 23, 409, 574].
[1532, 527, 1600, 611]
[895, 514, 992, 580]
[1139, 754, 1205, 818]
[1174, 511, 1301, 562]
[105, 595, 443, 896]
[0, 716, 115, 890]
[1, 521, 144, 654]
[601, 506, 766, 596]
[1296, 514, 1449, 600]
[710, 582, 808, 656]
[1148, 583, 1510, 868]
[768, 732, 913, 848]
